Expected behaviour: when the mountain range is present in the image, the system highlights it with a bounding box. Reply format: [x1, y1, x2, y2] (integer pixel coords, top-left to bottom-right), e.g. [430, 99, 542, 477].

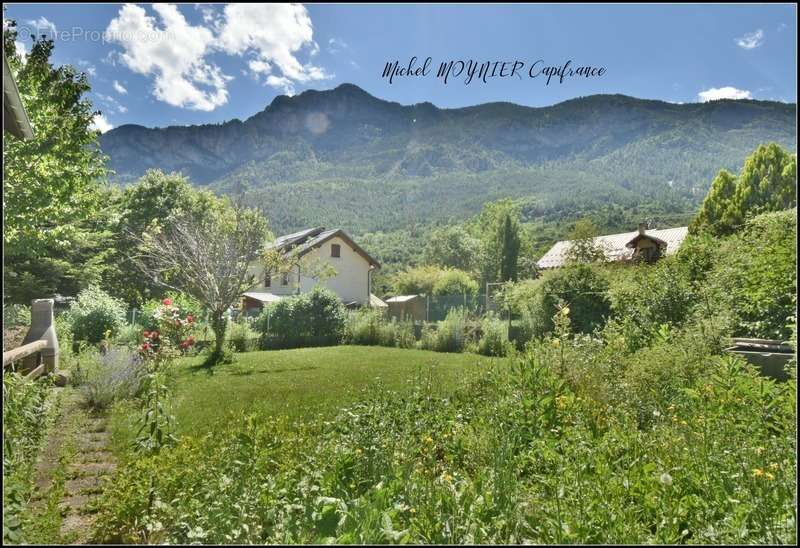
[99, 84, 796, 235]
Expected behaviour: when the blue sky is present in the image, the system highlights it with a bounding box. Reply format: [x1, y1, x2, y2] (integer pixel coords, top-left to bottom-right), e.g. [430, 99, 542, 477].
[4, 3, 797, 132]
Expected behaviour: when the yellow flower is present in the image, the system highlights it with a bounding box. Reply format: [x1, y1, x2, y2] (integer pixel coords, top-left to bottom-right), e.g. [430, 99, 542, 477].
[424, 436, 433, 444]
[551, 339, 561, 348]
[355, 448, 363, 455]
[769, 463, 779, 470]
[765, 472, 775, 481]
[752, 468, 764, 477]
[561, 307, 570, 316]
[442, 473, 453, 483]
[409, 508, 416, 514]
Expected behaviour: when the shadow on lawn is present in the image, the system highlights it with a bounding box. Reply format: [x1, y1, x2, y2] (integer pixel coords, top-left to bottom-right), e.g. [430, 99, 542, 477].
[229, 365, 320, 376]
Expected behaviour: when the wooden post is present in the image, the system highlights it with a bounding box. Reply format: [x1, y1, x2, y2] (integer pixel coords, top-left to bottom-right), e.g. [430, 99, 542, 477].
[21, 299, 59, 375]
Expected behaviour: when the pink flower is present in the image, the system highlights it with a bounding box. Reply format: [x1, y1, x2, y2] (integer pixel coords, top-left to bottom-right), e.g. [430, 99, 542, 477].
[162, 298, 173, 306]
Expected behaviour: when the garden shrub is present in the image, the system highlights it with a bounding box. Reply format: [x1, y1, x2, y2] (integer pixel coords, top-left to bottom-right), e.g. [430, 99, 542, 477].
[227, 319, 258, 353]
[476, 313, 510, 357]
[256, 287, 345, 349]
[512, 264, 610, 340]
[708, 208, 797, 340]
[139, 292, 203, 331]
[344, 308, 395, 346]
[66, 286, 127, 345]
[432, 269, 479, 296]
[607, 258, 697, 352]
[419, 307, 468, 353]
[72, 347, 145, 410]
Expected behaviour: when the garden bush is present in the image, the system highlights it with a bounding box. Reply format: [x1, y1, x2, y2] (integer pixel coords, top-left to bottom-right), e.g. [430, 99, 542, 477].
[476, 313, 511, 357]
[256, 287, 345, 349]
[510, 264, 611, 341]
[72, 346, 145, 410]
[227, 319, 259, 353]
[418, 307, 469, 353]
[66, 286, 127, 345]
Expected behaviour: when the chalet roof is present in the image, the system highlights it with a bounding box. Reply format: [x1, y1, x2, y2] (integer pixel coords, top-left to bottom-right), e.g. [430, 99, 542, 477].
[536, 226, 689, 269]
[271, 227, 380, 268]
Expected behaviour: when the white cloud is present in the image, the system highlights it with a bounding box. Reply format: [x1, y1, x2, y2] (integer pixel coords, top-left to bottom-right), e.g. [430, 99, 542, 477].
[217, 4, 329, 88]
[735, 29, 764, 49]
[697, 86, 753, 102]
[105, 4, 230, 111]
[25, 16, 56, 36]
[106, 3, 330, 109]
[113, 80, 128, 95]
[14, 40, 27, 61]
[328, 37, 349, 54]
[77, 60, 97, 77]
[90, 113, 114, 133]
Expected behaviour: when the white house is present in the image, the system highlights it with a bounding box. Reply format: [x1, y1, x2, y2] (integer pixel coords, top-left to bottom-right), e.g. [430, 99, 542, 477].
[243, 227, 381, 313]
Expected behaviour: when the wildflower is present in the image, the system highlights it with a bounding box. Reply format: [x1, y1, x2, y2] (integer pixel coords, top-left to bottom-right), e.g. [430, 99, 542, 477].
[769, 463, 779, 470]
[752, 468, 764, 477]
[141, 342, 151, 351]
[409, 508, 416, 514]
[162, 298, 173, 306]
[765, 472, 775, 481]
[424, 436, 433, 444]
[561, 306, 570, 316]
[442, 473, 453, 483]
[551, 339, 561, 349]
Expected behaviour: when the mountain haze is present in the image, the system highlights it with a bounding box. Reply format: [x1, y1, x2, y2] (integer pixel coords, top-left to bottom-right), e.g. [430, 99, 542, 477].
[99, 84, 796, 234]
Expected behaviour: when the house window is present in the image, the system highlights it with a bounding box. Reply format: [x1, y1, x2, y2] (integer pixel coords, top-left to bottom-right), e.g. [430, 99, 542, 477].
[281, 272, 289, 286]
[264, 271, 271, 288]
[331, 244, 341, 258]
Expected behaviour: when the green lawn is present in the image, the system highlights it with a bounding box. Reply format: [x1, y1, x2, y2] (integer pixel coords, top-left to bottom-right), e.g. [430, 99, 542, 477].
[163, 346, 504, 435]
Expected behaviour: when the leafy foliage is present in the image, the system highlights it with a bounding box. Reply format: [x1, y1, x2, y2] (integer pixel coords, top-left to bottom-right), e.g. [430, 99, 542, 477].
[3, 26, 110, 304]
[66, 285, 127, 345]
[691, 143, 796, 236]
[256, 287, 346, 349]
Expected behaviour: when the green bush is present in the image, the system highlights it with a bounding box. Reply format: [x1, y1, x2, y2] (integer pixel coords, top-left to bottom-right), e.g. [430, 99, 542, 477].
[419, 307, 469, 353]
[709, 209, 797, 340]
[256, 287, 345, 349]
[344, 308, 395, 346]
[477, 314, 510, 357]
[139, 292, 204, 331]
[73, 347, 145, 410]
[227, 320, 258, 353]
[66, 286, 127, 345]
[607, 259, 697, 352]
[511, 264, 610, 340]
[2, 304, 30, 327]
[432, 269, 479, 296]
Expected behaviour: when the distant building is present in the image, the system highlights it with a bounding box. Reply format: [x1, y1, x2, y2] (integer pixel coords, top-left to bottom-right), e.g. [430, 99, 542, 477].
[536, 224, 689, 270]
[386, 295, 427, 322]
[244, 227, 381, 314]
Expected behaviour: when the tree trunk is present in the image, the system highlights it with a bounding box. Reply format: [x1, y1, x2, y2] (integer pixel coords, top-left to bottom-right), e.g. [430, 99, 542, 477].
[209, 310, 228, 364]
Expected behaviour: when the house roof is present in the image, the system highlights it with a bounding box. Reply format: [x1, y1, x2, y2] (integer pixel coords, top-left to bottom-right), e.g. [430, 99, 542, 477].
[272, 227, 380, 268]
[242, 291, 285, 304]
[386, 295, 421, 303]
[370, 293, 388, 308]
[3, 54, 34, 140]
[536, 226, 689, 269]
